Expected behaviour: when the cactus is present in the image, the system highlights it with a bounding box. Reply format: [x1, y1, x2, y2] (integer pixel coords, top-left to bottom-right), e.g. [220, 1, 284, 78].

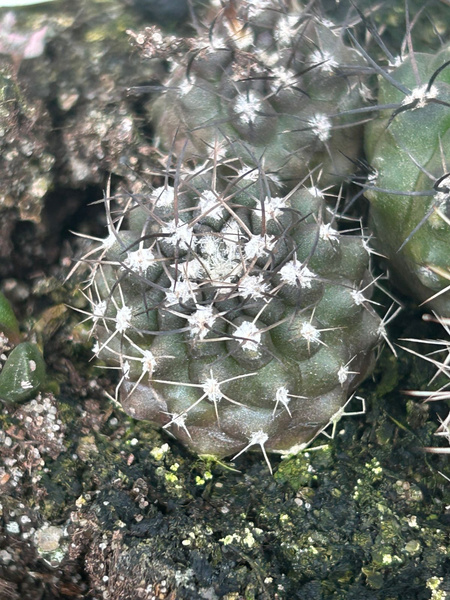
[364, 42, 450, 316]
[68, 0, 389, 469]
[144, 0, 370, 188]
[401, 313, 450, 454]
[75, 151, 383, 468]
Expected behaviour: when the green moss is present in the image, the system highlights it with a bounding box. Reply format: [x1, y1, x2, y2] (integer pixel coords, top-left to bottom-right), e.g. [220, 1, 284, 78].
[23, 307, 446, 598]
[2, 329, 439, 599]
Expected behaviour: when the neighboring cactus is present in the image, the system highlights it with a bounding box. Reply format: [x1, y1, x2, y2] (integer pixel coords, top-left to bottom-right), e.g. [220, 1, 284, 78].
[75, 154, 382, 468]
[401, 313, 450, 454]
[143, 0, 370, 188]
[364, 42, 450, 316]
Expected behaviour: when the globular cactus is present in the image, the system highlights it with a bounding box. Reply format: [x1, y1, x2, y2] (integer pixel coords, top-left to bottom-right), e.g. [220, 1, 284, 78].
[143, 0, 370, 188]
[364, 42, 450, 316]
[69, 0, 388, 468]
[76, 153, 383, 468]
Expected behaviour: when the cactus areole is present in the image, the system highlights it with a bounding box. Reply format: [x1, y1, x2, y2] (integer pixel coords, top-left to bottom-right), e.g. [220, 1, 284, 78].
[76, 1, 383, 467]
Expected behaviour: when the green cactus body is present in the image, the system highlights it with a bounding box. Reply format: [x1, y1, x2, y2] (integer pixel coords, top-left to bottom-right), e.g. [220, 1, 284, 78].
[149, 1, 369, 188]
[80, 156, 382, 465]
[364, 43, 450, 315]
[71, 1, 387, 466]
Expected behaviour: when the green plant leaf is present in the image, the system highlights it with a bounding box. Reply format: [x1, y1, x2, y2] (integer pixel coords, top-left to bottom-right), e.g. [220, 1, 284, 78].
[0, 342, 46, 403]
[0, 291, 20, 345]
